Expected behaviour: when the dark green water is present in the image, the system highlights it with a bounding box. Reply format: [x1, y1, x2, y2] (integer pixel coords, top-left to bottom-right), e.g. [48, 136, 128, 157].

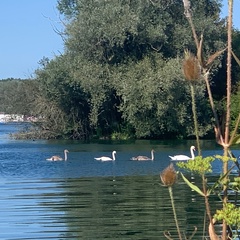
[0, 123, 239, 239]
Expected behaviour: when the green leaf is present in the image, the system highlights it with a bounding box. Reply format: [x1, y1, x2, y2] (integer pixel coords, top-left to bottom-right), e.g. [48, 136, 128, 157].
[208, 167, 232, 193]
[232, 50, 240, 66]
[231, 135, 240, 145]
[180, 173, 206, 197]
[206, 48, 226, 67]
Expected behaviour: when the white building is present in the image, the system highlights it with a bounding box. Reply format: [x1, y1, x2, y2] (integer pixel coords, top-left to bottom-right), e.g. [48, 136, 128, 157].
[0, 112, 24, 123]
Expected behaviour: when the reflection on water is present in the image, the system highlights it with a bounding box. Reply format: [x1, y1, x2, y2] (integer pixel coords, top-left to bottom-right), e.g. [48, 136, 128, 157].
[0, 176, 214, 240]
[0, 123, 239, 239]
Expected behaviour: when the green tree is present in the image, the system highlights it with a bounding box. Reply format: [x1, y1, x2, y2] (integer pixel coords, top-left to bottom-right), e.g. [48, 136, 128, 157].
[0, 78, 36, 116]
[55, 0, 225, 139]
[33, 55, 91, 139]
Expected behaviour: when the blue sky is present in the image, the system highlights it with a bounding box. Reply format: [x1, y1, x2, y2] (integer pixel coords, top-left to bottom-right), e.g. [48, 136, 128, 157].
[0, 0, 64, 79]
[0, 0, 239, 79]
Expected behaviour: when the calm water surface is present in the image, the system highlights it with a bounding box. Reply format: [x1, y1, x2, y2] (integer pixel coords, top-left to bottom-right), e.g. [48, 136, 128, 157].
[0, 123, 239, 240]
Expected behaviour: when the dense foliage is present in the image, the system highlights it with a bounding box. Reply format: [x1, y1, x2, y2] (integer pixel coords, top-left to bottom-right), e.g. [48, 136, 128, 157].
[0, 78, 37, 116]
[0, 0, 239, 140]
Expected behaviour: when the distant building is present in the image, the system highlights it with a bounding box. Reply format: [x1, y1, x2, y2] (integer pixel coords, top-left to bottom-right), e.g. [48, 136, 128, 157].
[0, 112, 24, 123]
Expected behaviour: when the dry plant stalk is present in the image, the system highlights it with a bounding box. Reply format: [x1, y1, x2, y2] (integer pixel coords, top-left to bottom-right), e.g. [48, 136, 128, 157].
[181, 0, 235, 239]
[183, 50, 201, 81]
[182, 50, 201, 155]
[160, 163, 177, 187]
[160, 164, 182, 240]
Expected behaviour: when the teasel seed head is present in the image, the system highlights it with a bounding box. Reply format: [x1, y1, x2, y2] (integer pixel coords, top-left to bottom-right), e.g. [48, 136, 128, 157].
[183, 49, 201, 82]
[160, 163, 177, 187]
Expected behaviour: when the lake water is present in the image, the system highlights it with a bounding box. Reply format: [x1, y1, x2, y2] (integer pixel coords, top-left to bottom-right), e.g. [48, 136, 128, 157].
[0, 123, 239, 240]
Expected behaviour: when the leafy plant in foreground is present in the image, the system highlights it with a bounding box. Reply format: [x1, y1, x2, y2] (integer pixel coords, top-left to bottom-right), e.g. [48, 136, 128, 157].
[160, 164, 197, 240]
[177, 155, 238, 240]
[179, 0, 240, 239]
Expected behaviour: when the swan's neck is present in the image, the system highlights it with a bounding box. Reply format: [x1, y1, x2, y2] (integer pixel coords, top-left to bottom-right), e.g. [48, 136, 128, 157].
[112, 152, 116, 160]
[190, 148, 195, 159]
[151, 151, 154, 160]
[64, 151, 68, 161]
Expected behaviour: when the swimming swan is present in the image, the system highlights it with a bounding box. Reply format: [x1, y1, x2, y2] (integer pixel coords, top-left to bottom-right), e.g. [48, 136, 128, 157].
[46, 149, 69, 161]
[94, 151, 116, 161]
[169, 146, 196, 161]
[131, 149, 155, 161]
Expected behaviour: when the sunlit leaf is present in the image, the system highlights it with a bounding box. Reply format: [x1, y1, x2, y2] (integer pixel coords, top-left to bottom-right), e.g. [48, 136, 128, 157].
[197, 33, 205, 67]
[215, 155, 236, 162]
[208, 166, 235, 194]
[232, 50, 240, 66]
[206, 48, 226, 67]
[231, 135, 240, 145]
[180, 173, 206, 196]
[229, 113, 240, 146]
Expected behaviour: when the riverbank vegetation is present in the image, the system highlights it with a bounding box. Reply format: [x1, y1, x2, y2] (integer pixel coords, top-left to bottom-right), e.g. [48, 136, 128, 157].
[0, 0, 239, 141]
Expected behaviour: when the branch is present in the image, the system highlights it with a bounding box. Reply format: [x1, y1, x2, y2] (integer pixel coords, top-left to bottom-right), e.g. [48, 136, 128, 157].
[163, 231, 174, 240]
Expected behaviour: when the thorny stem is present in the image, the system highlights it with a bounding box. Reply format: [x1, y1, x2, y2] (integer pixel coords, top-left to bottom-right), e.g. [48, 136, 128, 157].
[182, 0, 236, 239]
[183, 0, 224, 142]
[168, 186, 183, 240]
[190, 84, 201, 155]
[182, 0, 199, 49]
[221, 0, 233, 239]
[202, 70, 223, 139]
[225, 0, 233, 146]
[184, 8, 224, 238]
[183, 0, 224, 146]
[202, 175, 220, 240]
[202, 175, 214, 227]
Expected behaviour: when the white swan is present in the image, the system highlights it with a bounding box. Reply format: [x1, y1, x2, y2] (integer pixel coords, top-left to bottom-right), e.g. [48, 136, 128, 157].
[131, 149, 155, 161]
[169, 146, 196, 161]
[94, 151, 116, 161]
[46, 149, 69, 161]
